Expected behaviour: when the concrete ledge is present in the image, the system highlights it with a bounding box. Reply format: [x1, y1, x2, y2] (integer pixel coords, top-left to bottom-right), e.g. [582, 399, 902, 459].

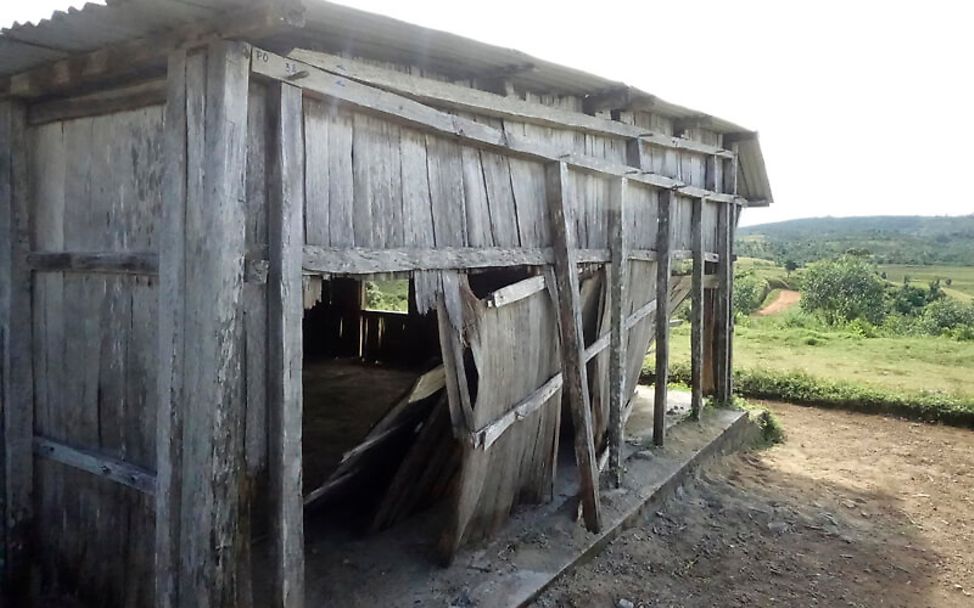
[460, 407, 755, 607]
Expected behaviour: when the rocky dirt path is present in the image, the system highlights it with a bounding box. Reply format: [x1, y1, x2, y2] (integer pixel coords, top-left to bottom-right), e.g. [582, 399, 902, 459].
[535, 402, 974, 607]
[756, 289, 800, 316]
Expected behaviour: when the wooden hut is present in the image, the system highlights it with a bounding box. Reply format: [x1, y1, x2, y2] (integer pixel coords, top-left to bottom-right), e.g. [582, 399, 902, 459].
[0, 0, 773, 605]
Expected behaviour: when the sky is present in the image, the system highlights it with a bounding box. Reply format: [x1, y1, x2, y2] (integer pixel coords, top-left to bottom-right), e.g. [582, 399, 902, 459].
[3, 1, 973, 227]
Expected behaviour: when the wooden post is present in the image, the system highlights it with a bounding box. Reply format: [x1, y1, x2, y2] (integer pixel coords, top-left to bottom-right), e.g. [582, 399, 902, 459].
[726, 203, 738, 400]
[0, 99, 33, 599]
[267, 82, 306, 608]
[715, 202, 732, 404]
[689, 197, 704, 419]
[156, 40, 252, 608]
[653, 191, 673, 446]
[607, 177, 629, 487]
[545, 161, 601, 532]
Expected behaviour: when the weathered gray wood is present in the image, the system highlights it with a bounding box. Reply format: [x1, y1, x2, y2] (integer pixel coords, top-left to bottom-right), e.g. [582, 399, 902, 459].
[33, 437, 155, 495]
[653, 190, 673, 446]
[726, 204, 738, 400]
[715, 202, 732, 404]
[252, 49, 741, 205]
[544, 161, 601, 532]
[27, 250, 158, 275]
[2, 4, 303, 99]
[690, 198, 705, 419]
[266, 82, 305, 608]
[473, 372, 564, 449]
[157, 41, 252, 608]
[27, 79, 167, 126]
[0, 99, 33, 598]
[288, 49, 735, 159]
[607, 177, 629, 487]
[485, 275, 546, 308]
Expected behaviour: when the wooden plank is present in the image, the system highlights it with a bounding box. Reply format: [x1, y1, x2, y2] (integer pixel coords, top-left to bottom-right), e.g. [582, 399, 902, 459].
[607, 177, 629, 487]
[252, 49, 742, 205]
[33, 437, 155, 495]
[157, 41, 252, 608]
[485, 275, 546, 308]
[715, 203, 731, 404]
[288, 49, 735, 159]
[27, 250, 158, 275]
[690, 198, 705, 419]
[472, 372, 564, 450]
[27, 79, 166, 126]
[156, 49, 191, 608]
[0, 99, 33, 598]
[544, 161, 601, 532]
[304, 246, 549, 274]
[266, 82, 305, 608]
[653, 190, 673, 446]
[726, 204, 738, 400]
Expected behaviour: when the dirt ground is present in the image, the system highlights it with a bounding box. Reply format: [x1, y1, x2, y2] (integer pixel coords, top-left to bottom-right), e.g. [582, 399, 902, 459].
[536, 402, 974, 607]
[757, 289, 801, 316]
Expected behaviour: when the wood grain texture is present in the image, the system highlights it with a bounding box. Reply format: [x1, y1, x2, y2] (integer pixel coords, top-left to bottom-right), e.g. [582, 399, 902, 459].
[158, 41, 252, 608]
[690, 198, 705, 418]
[33, 437, 155, 495]
[653, 191, 673, 446]
[0, 99, 33, 599]
[266, 82, 306, 608]
[544, 161, 601, 532]
[607, 177, 629, 486]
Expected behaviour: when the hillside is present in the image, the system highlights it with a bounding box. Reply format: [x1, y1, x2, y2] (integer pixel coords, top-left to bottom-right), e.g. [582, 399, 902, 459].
[737, 214, 974, 266]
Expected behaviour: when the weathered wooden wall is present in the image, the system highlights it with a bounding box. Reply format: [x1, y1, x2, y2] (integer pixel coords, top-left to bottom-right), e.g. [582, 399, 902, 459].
[29, 106, 163, 606]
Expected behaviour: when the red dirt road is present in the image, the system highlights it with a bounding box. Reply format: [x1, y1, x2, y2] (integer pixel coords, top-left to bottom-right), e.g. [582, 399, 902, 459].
[757, 289, 800, 316]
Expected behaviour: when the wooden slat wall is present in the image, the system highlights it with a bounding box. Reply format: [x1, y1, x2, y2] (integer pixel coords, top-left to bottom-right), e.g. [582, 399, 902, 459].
[29, 105, 164, 606]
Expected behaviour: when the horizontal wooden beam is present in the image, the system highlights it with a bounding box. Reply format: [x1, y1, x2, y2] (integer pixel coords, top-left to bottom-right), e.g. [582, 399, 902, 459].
[27, 250, 269, 283]
[1, 4, 304, 100]
[34, 436, 156, 495]
[485, 275, 546, 308]
[27, 251, 158, 275]
[27, 79, 166, 126]
[287, 49, 735, 159]
[252, 49, 743, 206]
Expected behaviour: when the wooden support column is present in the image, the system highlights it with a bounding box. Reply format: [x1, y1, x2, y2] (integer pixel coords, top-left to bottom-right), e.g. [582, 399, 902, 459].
[607, 177, 629, 487]
[653, 191, 673, 446]
[266, 82, 305, 608]
[0, 99, 33, 600]
[726, 204, 739, 400]
[689, 197, 705, 419]
[545, 161, 601, 532]
[157, 40, 252, 608]
[715, 203, 732, 404]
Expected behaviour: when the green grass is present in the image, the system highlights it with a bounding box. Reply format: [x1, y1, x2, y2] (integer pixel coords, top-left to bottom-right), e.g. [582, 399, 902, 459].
[880, 264, 974, 302]
[736, 257, 800, 291]
[663, 312, 974, 399]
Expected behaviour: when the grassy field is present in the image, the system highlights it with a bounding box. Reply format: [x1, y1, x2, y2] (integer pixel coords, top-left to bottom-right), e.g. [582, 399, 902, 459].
[879, 264, 974, 302]
[736, 256, 800, 290]
[663, 311, 974, 399]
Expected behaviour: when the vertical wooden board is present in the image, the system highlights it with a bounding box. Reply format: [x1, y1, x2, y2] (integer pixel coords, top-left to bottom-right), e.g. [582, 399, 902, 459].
[303, 98, 330, 247]
[246, 82, 269, 251]
[426, 134, 468, 247]
[690, 198, 704, 418]
[503, 121, 549, 247]
[327, 109, 355, 248]
[267, 82, 306, 608]
[671, 196, 692, 251]
[628, 184, 658, 250]
[399, 127, 435, 248]
[471, 115, 520, 248]
[352, 113, 403, 248]
[460, 142, 493, 248]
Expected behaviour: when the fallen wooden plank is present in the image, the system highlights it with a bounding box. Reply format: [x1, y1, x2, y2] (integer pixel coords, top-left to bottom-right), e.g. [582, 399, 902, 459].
[33, 436, 155, 495]
[471, 372, 564, 450]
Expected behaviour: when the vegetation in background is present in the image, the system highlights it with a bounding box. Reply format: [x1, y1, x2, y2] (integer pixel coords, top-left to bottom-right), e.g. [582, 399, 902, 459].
[736, 214, 974, 266]
[364, 280, 409, 312]
[880, 264, 974, 302]
[800, 256, 888, 324]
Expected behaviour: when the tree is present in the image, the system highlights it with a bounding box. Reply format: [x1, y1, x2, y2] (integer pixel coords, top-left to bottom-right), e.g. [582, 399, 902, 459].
[799, 256, 888, 325]
[784, 259, 798, 275]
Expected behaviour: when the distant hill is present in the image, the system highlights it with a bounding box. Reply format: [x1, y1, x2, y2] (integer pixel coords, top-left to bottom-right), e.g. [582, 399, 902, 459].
[737, 215, 974, 266]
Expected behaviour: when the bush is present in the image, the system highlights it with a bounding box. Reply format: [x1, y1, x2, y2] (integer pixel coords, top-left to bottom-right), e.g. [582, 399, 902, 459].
[733, 272, 768, 317]
[918, 299, 974, 338]
[800, 256, 888, 325]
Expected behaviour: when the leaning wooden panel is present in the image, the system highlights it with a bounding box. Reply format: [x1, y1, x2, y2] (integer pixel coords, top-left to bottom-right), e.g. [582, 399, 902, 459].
[440, 280, 563, 553]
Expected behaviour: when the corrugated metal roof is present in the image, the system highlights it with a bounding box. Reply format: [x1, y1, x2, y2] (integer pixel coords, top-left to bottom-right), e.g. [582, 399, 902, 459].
[0, 0, 772, 203]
